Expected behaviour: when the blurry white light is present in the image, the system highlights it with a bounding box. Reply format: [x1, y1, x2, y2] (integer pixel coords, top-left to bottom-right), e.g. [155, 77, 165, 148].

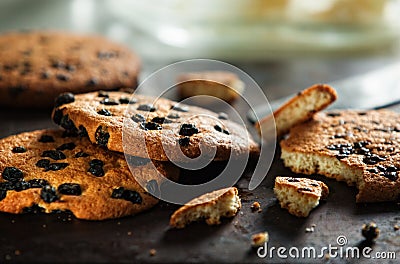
[156, 26, 189, 47]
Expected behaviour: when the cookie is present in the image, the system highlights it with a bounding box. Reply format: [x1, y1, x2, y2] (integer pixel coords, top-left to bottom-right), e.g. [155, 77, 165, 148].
[51, 91, 260, 161]
[274, 176, 329, 217]
[280, 110, 400, 202]
[256, 84, 337, 140]
[0, 129, 178, 220]
[169, 187, 241, 228]
[0, 31, 140, 108]
[177, 71, 245, 104]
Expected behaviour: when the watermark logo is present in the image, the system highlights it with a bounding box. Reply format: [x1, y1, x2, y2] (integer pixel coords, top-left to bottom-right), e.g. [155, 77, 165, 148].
[256, 235, 396, 260]
[121, 59, 276, 204]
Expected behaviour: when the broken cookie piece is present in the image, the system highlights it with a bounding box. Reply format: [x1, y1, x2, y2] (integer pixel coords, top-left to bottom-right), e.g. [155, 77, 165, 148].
[170, 187, 241, 228]
[274, 177, 329, 217]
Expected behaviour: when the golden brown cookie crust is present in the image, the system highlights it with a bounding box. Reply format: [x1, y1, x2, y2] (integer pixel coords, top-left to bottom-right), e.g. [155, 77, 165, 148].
[0, 129, 178, 220]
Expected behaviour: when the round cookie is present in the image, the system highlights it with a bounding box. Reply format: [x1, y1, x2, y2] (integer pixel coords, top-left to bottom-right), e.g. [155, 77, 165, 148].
[0, 31, 140, 108]
[280, 110, 400, 203]
[0, 129, 178, 220]
[51, 91, 260, 161]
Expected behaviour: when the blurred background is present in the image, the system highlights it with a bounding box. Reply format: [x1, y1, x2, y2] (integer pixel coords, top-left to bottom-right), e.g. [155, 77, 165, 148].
[1, 0, 400, 101]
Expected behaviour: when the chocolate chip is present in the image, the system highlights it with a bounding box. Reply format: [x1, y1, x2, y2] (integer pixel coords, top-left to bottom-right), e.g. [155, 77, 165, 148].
[41, 150, 66, 160]
[41, 185, 59, 203]
[78, 125, 88, 137]
[286, 177, 300, 182]
[2, 167, 23, 182]
[58, 183, 82, 196]
[387, 165, 399, 172]
[362, 222, 380, 241]
[167, 113, 180, 119]
[218, 112, 228, 120]
[140, 122, 162, 131]
[119, 97, 136, 104]
[0, 182, 13, 191]
[41, 71, 50, 79]
[97, 51, 118, 59]
[88, 159, 104, 177]
[51, 60, 65, 69]
[368, 168, 379, 174]
[74, 151, 89, 158]
[28, 179, 50, 188]
[171, 105, 188, 112]
[56, 74, 69, 82]
[0, 190, 6, 201]
[97, 109, 112, 116]
[86, 78, 98, 86]
[363, 154, 386, 165]
[125, 156, 150, 166]
[36, 159, 50, 168]
[13, 180, 31, 191]
[310, 183, 319, 187]
[98, 91, 109, 98]
[45, 163, 69, 171]
[327, 112, 341, 117]
[95, 126, 110, 147]
[23, 204, 44, 214]
[151, 117, 173, 124]
[383, 171, 398, 181]
[39, 135, 55, 143]
[179, 124, 199, 136]
[137, 104, 156, 112]
[336, 154, 349, 160]
[100, 98, 119, 105]
[178, 137, 190, 146]
[55, 93, 75, 107]
[355, 147, 370, 155]
[358, 112, 368, 116]
[56, 142, 76, 151]
[297, 187, 313, 193]
[214, 125, 223, 133]
[53, 109, 63, 125]
[131, 114, 145, 123]
[12, 146, 26, 153]
[354, 141, 370, 149]
[333, 134, 346, 139]
[65, 64, 76, 72]
[111, 187, 142, 204]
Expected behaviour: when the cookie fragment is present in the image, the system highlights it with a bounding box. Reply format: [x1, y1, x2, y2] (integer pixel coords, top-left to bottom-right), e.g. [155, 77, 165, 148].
[170, 187, 241, 228]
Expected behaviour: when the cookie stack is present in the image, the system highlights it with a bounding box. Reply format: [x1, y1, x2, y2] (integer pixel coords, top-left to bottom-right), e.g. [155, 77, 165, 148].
[0, 90, 260, 220]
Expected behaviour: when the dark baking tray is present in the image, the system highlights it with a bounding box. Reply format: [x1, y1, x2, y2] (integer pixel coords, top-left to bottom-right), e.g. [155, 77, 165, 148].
[1, 106, 399, 264]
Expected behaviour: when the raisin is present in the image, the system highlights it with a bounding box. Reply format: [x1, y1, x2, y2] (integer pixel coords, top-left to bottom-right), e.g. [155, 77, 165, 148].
[140, 122, 162, 131]
[86, 78, 98, 86]
[39, 135, 55, 143]
[297, 187, 313, 193]
[119, 97, 136, 104]
[95, 126, 110, 147]
[100, 98, 119, 105]
[56, 74, 69, 82]
[2, 167, 24, 182]
[36, 159, 51, 168]
[88, 159, 105, 177]
[98, 91, 109, 98]
[97, 109, 112, 116]
[58, 183, 82, 196]
[41, 150, 66, 160]
[179, 124, 199, 136]
[74, 151, 89, 158]
[151, 117, 172, 124]
[167, 113, 180, 119]
[111, 187, 142, 204]
[12, 146, 26, 153]
[28, 179, 50, 188]
[53, 109, 63, 125]
[171, 105, 188, 112]
[137, 104, 156, 112]
[45, 163, 69, 171]
[178, 137, 190, 146]
[60, 115, 77, 131]
[362, 222, 380, 241]
[41, 185, 59, 203]
[131, 114, 145, 123]
[125, 156, 150, 166]
[218, 112, 228, 120]
[56, 142, 76, 151]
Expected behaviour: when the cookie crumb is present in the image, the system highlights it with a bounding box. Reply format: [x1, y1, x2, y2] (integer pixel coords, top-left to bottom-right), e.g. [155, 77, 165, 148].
[14, 250, 21, 256]
[324, 253, 330, 260]
[251, 201, 261, 212]
[149, 249, 157, 256]
[394, 224, 399, 231]
[362, 222, 380, 241]
[251, 232, 269, 247]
